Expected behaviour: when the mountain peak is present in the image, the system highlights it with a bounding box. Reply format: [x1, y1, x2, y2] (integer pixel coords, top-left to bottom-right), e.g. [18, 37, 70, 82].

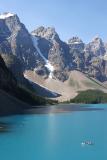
[86, 36, 106, 56]
[91, 36, 103, 43]
[31, 26, 60, 41]
[68, 37, 83, 44]
[0, 12, 15, 19]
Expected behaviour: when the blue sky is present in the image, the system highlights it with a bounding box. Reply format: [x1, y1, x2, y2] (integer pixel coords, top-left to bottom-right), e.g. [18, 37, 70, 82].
[0, 0, 107, 43]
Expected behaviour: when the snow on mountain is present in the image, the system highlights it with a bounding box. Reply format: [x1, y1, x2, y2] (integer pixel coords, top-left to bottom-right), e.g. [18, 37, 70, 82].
[31, 36, 54, 78]
[68, 37, 83, 44]
[0, 12, 14, 19]
[103, 54, 107, 61]
[45, 62, 54, 78]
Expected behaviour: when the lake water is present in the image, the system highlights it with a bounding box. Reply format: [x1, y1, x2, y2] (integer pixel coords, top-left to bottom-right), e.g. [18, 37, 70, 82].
[0, 104, 107, 160]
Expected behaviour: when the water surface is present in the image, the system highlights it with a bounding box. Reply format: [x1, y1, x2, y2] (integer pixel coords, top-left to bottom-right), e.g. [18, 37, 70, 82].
[0, 104, 107, 160]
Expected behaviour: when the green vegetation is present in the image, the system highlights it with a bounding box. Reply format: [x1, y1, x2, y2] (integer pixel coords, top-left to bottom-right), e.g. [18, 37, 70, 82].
[70, 90, 107, 104]
[17, 85, 58, 106]
[14, 85, 48, 106]
[0, 56, 57, 107]
[4, 84, 58, 106]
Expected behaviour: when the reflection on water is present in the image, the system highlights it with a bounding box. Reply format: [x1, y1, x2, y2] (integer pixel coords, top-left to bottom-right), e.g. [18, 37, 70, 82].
[0, 122, 9, 132]
[26, 104, 104, 115]
[0, 104, 105, 134]
[0, 115, 27, 133]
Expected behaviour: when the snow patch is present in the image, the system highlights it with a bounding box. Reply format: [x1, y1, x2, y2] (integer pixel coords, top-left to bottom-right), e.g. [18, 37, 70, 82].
[32, 36, 47, 61]
[45, 61, 54, 78]
[103, 54, 107, 61]
[72, 41, 81, 44]
[0, 12, 14, 19]
[31, 36, 54, 78]
[98, 54, 107, 61]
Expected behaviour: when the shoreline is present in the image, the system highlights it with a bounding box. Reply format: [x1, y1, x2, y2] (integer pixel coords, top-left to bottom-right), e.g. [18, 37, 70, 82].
[25, 103, 104, 115]
[0, 103, 105, 117]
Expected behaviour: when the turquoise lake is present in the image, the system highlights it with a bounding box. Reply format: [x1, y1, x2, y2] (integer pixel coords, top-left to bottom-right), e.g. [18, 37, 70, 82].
[0, 104, 107, 160]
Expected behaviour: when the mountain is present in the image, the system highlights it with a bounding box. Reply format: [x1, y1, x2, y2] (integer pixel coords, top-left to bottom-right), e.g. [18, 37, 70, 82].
[31, 26, 71, 81]
[0, 53, 16, 92]
[0, 12, 45, 75]
[1, 12, 107, 83]
[0, 54, 28, 115]
[0, 12, 60, 98]
[31, 27, 107, 82]
[86, 36, 106, 56]
[0, 54, 58, 115]
[84, 37, 107, 81]
[67, 37, 85, 70]
[1, 12, 107, 102]
[24, 70, 107, 102]
[68, 36, 107, 82]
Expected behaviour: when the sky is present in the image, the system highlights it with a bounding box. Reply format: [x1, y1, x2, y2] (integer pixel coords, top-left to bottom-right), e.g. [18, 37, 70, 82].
[0, 0, 107, 43]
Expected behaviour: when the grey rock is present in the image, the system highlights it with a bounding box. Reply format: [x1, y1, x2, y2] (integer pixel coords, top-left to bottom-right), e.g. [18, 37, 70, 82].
[1, 13, 107, 83]
[85, 36, 106, 56]
[0, 13, 44, 73]
[32, 27, 71, 81]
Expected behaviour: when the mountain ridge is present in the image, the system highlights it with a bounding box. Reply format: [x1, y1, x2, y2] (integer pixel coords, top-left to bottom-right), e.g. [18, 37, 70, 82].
[0, 12, 107, 102]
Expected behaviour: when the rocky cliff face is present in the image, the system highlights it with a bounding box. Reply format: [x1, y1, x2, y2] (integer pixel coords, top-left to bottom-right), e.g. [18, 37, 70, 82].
[32, 27, 107, 82]
[0, 12, 44, 74]
[0, 54, 26, 115]
[0, 12, 107, 83]
[67, 36, 107, 81]
[84, 37, 107, 81]
[85, 37, 106, 56]
[0, 54, 17, 91]
[68, 37, 85, 70]
[0, 55, 54, 115]
[31, 26, 71, 81]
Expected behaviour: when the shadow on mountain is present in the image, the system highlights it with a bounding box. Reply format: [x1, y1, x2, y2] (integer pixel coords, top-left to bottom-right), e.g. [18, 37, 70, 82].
[29, 80, 61, 98]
